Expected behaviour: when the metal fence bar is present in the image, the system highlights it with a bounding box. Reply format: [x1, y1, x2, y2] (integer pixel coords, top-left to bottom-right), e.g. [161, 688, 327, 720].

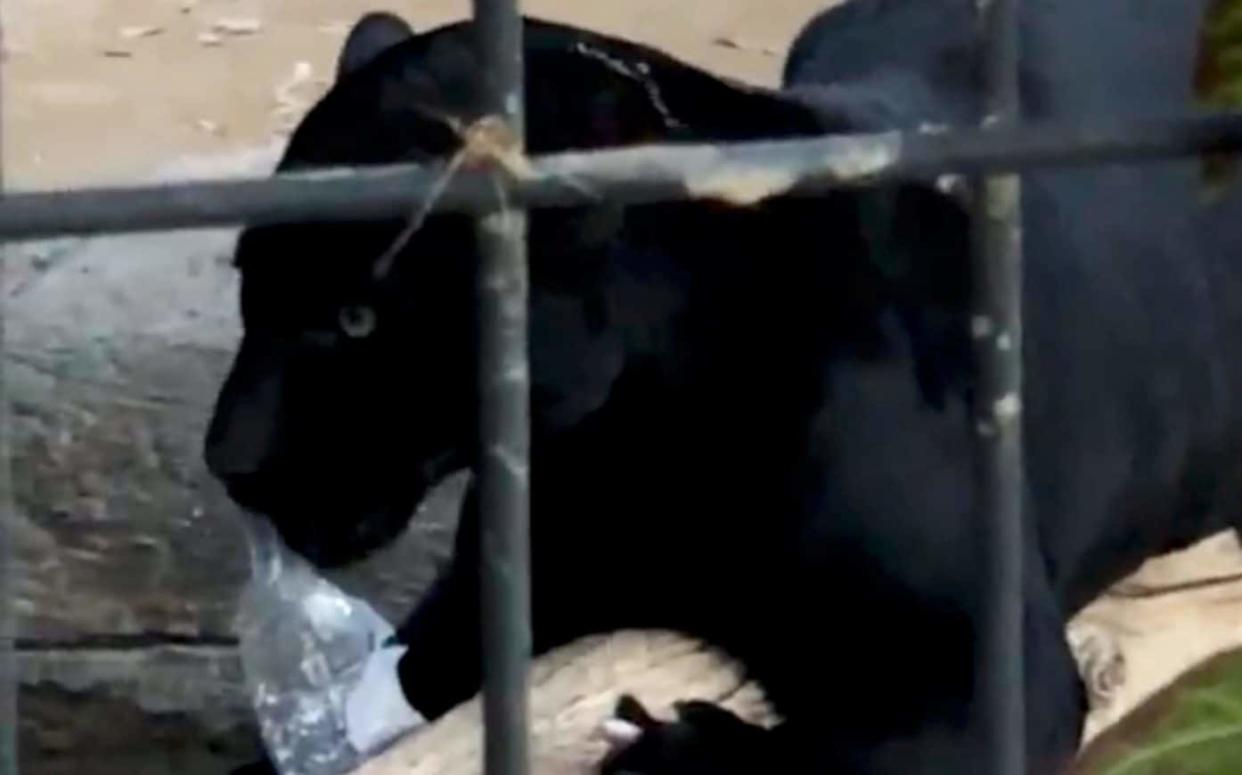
[0, 112, 1236, 242]
[973, 0, 1025, 772]
[0, 0, 1228, 770]
[470, 3, 532, 775]
[0, 0, 17, 766]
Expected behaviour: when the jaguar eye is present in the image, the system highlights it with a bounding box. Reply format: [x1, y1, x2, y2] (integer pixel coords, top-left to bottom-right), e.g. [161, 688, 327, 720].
[338, 304, 377, 339]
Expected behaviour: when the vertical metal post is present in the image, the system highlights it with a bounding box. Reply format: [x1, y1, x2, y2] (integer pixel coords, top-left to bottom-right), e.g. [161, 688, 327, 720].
[0, 0, 17, 769]
[972, 0, 1025, 773]
[471, 2, 531, 775]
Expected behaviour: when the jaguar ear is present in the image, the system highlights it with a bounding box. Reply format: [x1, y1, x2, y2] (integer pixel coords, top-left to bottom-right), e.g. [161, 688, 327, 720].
[337, 12, 415, 80]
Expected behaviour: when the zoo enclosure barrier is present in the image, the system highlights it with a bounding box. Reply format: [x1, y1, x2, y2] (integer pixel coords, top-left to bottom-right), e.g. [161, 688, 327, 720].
[2, 0, 1242, 774]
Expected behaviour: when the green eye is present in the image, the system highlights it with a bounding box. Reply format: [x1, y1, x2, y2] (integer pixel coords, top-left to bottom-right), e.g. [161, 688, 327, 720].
[338, 304, 378, 339]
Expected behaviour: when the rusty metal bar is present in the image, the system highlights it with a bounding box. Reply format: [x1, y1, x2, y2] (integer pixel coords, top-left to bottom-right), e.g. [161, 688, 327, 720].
[0, 112, 1235, 243]
[972, 0, 1025, 771]
[470, 4, 532, 775]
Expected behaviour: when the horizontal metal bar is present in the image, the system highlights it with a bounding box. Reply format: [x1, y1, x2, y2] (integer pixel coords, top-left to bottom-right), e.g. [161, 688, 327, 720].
[0, 112, 1237, 242]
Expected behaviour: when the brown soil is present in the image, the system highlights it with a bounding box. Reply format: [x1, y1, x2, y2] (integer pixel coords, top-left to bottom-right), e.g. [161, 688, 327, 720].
[2, 0, 824, 188]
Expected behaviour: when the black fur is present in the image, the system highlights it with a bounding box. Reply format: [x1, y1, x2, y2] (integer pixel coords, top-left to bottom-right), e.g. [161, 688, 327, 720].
[209, 4, 1242, 772]
[336, 11, 415, 78]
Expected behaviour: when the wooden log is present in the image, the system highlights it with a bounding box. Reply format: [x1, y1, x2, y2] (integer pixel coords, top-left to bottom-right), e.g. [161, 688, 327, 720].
[353, 531, 1242, 773]
[352, 630, 777, 775]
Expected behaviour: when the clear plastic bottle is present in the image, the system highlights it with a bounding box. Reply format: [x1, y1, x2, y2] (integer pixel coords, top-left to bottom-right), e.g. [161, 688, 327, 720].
[234, 513, 412, 775]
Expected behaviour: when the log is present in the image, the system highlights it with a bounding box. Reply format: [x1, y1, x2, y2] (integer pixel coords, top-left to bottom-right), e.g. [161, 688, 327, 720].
[1066, 530, 1242, 744]
[352, 528, 1242, 775]
[352, 630, 777, 775]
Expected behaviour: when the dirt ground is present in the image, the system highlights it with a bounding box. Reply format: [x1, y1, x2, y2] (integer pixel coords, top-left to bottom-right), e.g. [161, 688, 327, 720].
[1, 0, 820, 188]
[6, 0, 1242, 757]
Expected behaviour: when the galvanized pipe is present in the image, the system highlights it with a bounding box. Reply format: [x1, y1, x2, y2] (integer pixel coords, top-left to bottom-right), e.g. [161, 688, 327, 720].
[0, 113, 1235, 243]
[469, 4, 532, 775]
[972, 0, 1026, 772]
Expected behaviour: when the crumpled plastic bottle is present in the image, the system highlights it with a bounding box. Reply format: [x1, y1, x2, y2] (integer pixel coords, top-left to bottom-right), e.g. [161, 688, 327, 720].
[234, 512, 423, 775]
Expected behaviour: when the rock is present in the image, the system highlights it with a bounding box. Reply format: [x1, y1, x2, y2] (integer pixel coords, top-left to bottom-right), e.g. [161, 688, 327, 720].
[9, 144, 462, 639]
[211, 18, 264, 37]
[118, 26, 165, 40]
[10, 146, 463, 766]
[18, 646, 260, 774]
